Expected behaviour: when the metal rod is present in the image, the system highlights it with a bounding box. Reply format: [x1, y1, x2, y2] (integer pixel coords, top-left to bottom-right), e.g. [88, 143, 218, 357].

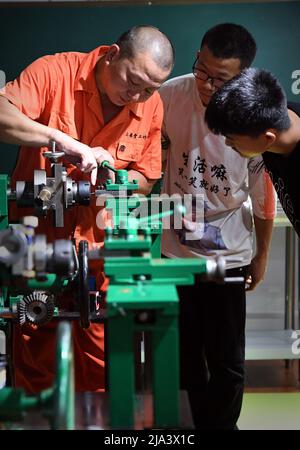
[285, 227, 296, 330]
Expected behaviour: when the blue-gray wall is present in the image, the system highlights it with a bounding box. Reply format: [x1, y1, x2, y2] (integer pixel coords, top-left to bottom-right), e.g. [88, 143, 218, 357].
[1, 1, 300, 173]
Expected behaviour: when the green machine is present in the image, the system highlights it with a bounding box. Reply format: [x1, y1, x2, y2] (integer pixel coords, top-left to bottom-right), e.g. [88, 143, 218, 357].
[0, 153, 241, 429]
[0, 172, 77, 429]
[104, 239, 224, 429]
[0, 142, 97, 332]
[89, 162, 229, 429]
[0, 146, 85, 429]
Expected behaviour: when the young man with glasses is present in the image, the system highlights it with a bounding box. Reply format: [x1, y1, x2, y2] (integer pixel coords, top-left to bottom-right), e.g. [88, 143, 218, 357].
[159, 23, 276, 430]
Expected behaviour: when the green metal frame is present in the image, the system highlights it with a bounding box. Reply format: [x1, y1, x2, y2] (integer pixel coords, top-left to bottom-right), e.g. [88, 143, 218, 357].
[104, 223, 208, 429]
[107, 284, 179, 429]
[0, 321, 74, 429]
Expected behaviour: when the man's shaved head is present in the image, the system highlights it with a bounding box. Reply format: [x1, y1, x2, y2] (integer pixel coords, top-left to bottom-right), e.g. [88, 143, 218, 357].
[116, 25, 175, 72]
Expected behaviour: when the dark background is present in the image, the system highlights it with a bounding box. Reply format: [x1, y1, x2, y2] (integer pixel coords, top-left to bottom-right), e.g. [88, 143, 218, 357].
[0, 0, 299, 173]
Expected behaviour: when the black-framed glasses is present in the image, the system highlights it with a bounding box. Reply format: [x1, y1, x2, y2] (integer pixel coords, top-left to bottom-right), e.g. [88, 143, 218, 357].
[192, 58, 225, 89]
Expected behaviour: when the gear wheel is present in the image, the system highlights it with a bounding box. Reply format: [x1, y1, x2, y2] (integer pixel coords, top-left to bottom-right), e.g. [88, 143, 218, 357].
[18, 292, 55, 326]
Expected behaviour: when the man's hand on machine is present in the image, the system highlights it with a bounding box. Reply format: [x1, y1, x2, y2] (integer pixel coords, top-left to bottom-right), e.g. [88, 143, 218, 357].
[49, 129, 115, 184]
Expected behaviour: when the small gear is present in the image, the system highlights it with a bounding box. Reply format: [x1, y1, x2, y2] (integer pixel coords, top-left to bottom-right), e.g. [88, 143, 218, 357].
[18, 291, 55, 326]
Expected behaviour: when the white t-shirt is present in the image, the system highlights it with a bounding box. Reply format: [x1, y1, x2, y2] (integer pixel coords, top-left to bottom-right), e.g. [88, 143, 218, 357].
[160, 74, 276, 269]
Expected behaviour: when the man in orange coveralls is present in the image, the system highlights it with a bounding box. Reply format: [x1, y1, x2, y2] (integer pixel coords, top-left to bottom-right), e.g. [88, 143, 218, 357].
[0, 25, 174, 393]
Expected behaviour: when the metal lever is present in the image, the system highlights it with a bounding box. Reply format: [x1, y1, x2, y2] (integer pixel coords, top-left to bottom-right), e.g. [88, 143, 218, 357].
[101, 160, 117, 173]
[43, 140, 65, 163]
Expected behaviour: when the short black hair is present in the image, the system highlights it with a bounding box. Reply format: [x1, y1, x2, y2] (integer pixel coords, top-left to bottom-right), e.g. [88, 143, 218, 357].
[116, 25, 175, 72]
[205, 67, 291, 137]
[201, 23, 257, 69]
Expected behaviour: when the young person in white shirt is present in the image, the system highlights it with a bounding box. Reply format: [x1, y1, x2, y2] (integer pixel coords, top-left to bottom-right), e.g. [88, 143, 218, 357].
[160, 23, 276, 430]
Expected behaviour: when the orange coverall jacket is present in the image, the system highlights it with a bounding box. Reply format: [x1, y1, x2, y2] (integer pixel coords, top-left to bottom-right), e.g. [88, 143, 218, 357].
[0, 45, 162, 393]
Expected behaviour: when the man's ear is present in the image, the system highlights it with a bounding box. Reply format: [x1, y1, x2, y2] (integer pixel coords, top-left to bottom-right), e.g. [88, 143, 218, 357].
[265, 130, 277, 149]
[105, 44, 121, 64]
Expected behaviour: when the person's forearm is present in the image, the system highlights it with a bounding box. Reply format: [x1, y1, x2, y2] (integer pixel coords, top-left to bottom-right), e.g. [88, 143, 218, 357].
[127, 169, 156, 196]
[245, 215, 274, 291]
[0, 96, 116, 185]
[0, 96, 54, 147]
[254, 215, 274, 256]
